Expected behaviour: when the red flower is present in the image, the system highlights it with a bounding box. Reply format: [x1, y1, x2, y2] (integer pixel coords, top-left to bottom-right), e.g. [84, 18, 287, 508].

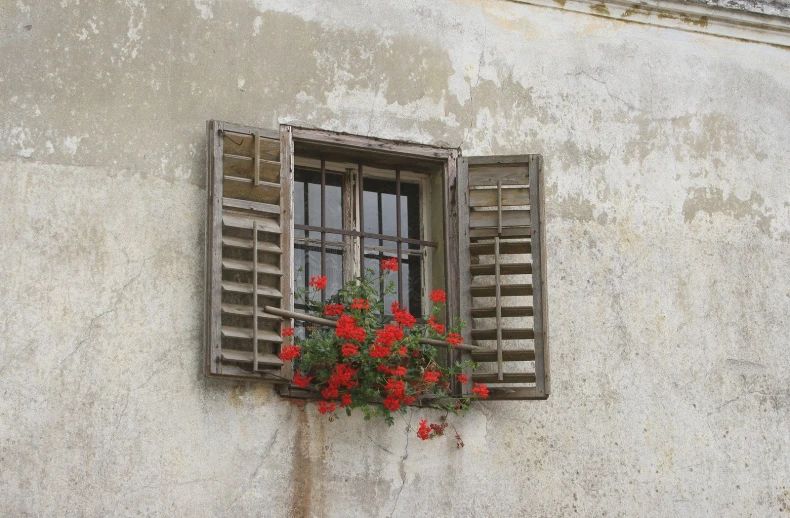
[321, 386, 339, 399]
[278, 344, 301, 361]
[429, 289, 446, 304]
[417, 419, 431, 440]
[383, 395, 401, 411]
[309, 275, 328, 290]
[341, 343, 359, 358]
[281, 327, 295, 337]
[350, 298, 370, 311]
[369, 344, 392, 358]
[446, 333, 462, 348]
[396, 346, 408, 357]
[473, 382, 489, 399]
[428, 315, 445, 335]
[391, 302, 416, 328]
[381, 258, 399, 272]
[336, 314, 367, 342]
[423, 371, 441, 383]
[292, 372, 312, 388]
[385, 378, 406, 397]
[318, 401, 336, 415]
[374, 323, 404, 348]
[324, 304, 344, 317]
[456, 373, 468, 384]
[340, 393, 353, 408]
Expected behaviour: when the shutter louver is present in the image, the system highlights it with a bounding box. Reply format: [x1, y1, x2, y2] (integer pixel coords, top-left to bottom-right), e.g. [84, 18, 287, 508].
[457, 155, 549, 400]
[206, 121, 294, 382]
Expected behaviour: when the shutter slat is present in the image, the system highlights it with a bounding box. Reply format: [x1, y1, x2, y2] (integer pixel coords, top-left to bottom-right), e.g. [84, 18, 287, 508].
[222, 281, 283, 298]
[221, 303, 281, 320]
[221, 349, 284, 367]
[221, 258, 282, 276]
[221, 326, 283, 343]
[469, 187, 529, 207]
[472, 372, 536, 384]
[471, 328, 534, 340]
[470, 263, 532, 276]
[221, 236, 282, 254]
[471, 284, 532, 297]
[469, 209, 530, 229]
[470, 349, 535, 362]
[470, 241, 530, 255]
[471, 306, 533, 318]
[222, 212, 281, 234]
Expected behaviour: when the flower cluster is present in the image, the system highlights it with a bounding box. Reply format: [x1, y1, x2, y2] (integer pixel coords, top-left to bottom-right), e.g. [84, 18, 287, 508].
[324, 304, 344, 317]
[350, 298, 370, 311]
[279, 265, 486, 441]
[417, 419, 447, 440]
[335, 314, 367, 342]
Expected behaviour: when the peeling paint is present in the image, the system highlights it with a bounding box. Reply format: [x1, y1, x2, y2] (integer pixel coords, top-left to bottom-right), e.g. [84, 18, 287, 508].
[683, 187, 774, 233]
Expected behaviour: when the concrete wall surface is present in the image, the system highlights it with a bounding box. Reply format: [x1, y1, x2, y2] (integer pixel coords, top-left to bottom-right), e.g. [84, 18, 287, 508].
[1, 0, 789, 516]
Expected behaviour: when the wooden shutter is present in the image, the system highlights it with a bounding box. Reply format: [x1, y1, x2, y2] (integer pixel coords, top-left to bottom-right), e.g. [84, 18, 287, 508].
[457, 155, 549, 400]
[205, 121, 294, 382]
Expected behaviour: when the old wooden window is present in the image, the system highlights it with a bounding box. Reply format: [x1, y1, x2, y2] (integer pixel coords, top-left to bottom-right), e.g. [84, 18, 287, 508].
[205, 121, 549, 401]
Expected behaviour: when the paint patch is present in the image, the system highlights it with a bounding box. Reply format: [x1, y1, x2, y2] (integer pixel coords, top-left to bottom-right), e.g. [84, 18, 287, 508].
[683, 187, 774, 234]
[590, 3, 611, 15]
[194, 0, 215, 20]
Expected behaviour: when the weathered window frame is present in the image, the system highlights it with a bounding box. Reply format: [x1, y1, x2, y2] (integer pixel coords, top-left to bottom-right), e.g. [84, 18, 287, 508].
[205, 120, 549, 402]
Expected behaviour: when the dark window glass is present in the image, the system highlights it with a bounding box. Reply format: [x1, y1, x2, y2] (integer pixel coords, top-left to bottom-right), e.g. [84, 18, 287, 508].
[361, 176, 422, 318]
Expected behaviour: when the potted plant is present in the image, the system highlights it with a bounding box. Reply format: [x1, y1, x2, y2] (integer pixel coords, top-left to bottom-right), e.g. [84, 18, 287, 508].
[279, 259, 489, 443]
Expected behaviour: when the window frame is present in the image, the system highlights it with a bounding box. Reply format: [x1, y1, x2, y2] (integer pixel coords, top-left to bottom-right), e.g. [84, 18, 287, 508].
[205, 120, 549, 403]
[279, 126, 461, 398]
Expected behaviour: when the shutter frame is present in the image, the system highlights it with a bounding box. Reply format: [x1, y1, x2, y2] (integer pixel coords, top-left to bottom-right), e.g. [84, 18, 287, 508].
[456, 154, 549, 400]
[205, 120, 294, 383]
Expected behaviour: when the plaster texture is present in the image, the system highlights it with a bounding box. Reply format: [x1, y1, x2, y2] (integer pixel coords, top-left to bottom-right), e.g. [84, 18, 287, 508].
[1, 0, 789, 516]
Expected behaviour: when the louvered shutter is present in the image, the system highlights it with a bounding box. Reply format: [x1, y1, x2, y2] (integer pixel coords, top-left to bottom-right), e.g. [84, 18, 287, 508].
[205, 121, 294, 382]
[456, 155, 549, 400]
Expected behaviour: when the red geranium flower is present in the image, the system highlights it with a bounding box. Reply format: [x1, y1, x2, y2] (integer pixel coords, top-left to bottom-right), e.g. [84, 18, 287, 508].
[456, 373, 468, 384]
[383, 395, 401, 411]
[318, 401, 336, 414]
[381, 258, 399, 272]
[341, 343, 359, 358]
[429, 289, 446, 304]
[417, 419, 431, 440]
[428, 315, 445, 335]
[369, 344, 392, 358]
[473, 382, 489, 399]
[281, 327, 295, 337]
[340, 393, 353, 408]
[309, 275, 328, 290]
[278, 344, 301, 361]
[446, 333, 462, 348]
[423, 371, 441, 383]
[391, 302, 416, 328]
[350, 298, 370, 311]
[324, 304, 344, 317]
[321, 386, 339, 399]
[292, 372, 312, 388]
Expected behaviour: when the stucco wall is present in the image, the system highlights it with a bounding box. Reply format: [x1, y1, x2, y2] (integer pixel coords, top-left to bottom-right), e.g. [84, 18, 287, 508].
[2, 1, 789, 516]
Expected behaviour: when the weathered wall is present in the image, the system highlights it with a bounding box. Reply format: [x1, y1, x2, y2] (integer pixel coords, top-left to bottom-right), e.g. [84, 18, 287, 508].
[2, 0, 789, 516]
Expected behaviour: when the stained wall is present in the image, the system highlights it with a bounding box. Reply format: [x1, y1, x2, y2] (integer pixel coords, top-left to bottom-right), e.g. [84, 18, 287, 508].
[1, 0, 789, 516]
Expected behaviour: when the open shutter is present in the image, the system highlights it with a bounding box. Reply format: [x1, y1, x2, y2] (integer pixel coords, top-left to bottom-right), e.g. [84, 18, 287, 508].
[205, 121, 294, 382]
[457, 155, 549, 400]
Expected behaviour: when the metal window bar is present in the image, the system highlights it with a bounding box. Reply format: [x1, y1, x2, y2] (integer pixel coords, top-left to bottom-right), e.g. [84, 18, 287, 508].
[396, 168, 403, 305]
[320, 156, 326, 303]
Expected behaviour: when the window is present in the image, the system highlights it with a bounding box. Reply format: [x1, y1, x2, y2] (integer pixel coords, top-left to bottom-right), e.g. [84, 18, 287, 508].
[205, 121, 549, 401]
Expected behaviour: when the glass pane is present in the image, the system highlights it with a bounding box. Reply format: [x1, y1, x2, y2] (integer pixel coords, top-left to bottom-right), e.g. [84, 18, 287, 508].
[294, 167, 344, 237]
